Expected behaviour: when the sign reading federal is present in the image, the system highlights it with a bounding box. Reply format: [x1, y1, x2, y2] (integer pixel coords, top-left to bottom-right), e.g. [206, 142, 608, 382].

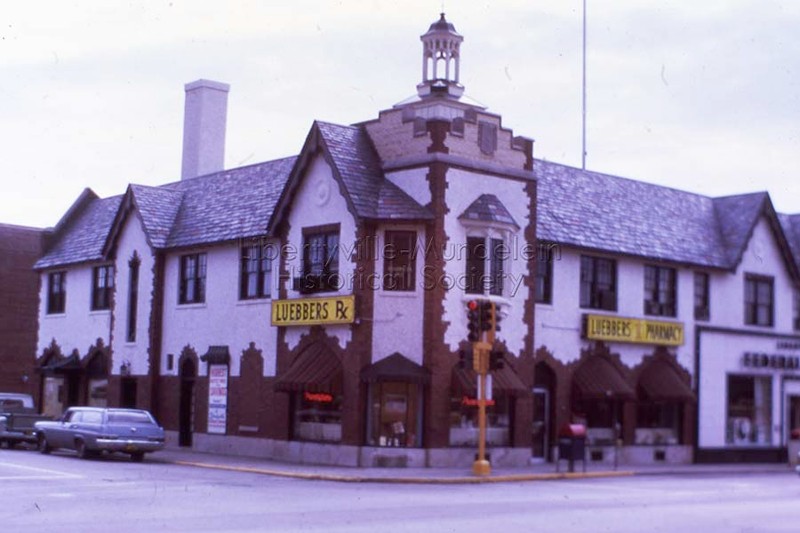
[583, 314, 684, 346]
[271, 295, 355, 327]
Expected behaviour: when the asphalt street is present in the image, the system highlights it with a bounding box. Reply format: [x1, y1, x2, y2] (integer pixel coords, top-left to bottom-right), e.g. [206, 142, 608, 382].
[1, 448, 798, 533]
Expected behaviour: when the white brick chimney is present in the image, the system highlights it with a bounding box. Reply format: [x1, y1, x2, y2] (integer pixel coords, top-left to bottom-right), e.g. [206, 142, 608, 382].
[181, 79, 229, 180]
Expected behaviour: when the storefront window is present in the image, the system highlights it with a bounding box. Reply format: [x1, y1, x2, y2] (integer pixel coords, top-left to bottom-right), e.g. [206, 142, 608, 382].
[87, 378, 108, 408]
[449, 394, 511, 447]
[292, 391, 342, 442]
[367, 382, 421, 448]
[726, 375, 772, 445]
[635, 402, 681, 445]
[574, 399, 622, 445]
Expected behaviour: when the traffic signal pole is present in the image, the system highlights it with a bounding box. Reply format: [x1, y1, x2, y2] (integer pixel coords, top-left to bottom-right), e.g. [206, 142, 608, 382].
[471, 301, 496, 477]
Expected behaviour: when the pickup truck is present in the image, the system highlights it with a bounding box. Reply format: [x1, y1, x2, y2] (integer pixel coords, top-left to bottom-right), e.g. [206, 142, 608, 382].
[0, 393, 52, 448]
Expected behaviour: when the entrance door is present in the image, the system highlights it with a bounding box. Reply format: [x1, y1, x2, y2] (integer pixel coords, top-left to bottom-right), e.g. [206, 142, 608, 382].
[532, 388, 550, 461]
[120, 377, 138, 408]
[179, 359, 196, 447]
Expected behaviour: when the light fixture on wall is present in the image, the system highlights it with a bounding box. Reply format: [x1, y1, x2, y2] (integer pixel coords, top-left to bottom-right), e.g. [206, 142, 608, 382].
[21, 373, 29, 384]
[120, 360, 132, 376]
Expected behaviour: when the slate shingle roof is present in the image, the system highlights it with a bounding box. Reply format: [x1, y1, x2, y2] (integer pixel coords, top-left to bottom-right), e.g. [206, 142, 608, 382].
[459, 194, 519, 228]
[34, 194, 123, 269]
[779, 213, 800, 273]
[537, 161, 736, 268]
[129, 184, 183, 248]
[34, 122, 799, 275]
[162, 157, 296, 248]
[316, 121, 432, 221]
[711, 192, 769, 265]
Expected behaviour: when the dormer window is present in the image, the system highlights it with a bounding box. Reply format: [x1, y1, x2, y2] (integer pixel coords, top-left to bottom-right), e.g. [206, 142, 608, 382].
[459, 194, 518, 298]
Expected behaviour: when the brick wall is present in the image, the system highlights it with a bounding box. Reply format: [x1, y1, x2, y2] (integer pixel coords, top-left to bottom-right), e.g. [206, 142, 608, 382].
[0, 224, 45, 396]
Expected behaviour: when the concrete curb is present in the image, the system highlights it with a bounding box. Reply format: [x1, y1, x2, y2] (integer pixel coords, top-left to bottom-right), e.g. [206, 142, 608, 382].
[171, 460, 635, 484]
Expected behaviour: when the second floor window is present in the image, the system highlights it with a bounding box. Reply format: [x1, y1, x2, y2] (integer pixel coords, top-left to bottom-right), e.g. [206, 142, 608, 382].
[694, 272, 710, 321]
[47, 271, 66, 314]
[92, 265, 114, 310]
[383, 230, 417, 291]
[179, 253, 207, 304]
[296, 227, 340, 294]
[644, 265, 677, 317]
[744, 274, 773, 327]
[465, 237, 506, 296]
[580, 256, 616, 311]
[240, 244, 272, 299]
[535, 242, 554, 304]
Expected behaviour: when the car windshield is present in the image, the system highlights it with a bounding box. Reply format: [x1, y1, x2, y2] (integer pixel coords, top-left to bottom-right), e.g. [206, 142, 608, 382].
[107, 411, 153, 425]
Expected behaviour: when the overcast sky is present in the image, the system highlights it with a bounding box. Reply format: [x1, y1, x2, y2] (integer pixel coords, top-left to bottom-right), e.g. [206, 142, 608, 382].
[2, 1, 799, 229]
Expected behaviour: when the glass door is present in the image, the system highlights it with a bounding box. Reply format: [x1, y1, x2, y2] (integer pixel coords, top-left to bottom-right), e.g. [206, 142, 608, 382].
[532, 388, 549, 460]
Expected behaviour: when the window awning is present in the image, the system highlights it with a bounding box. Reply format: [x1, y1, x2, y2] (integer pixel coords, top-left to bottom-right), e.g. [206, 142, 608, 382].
[573, 356, 635, 400]
[274, 342, 342, 393]
[200, 345, 231, 366]
[451, 361, 527, 397]
[638, 358, 695, 402]
[360, 353, 430, 385]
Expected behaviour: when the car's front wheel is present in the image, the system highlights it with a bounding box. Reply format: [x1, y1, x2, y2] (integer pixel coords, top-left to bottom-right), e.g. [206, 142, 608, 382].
[130, 452, 145, 463]
[37, 434, 51, 454]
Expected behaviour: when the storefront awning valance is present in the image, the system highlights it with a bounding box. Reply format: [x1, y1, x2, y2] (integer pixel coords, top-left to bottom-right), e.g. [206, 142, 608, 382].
[38, 353, 82, 374]
[573, 356, 635, 400]
[451, 362, 527, 397]
[360, 353, 430, 385]
[200, 345, 231, 366]
[638, 359, 695, 402]
[275, 342, 342, 393]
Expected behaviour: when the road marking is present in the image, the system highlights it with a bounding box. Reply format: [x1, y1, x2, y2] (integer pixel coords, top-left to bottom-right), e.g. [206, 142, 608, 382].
[0, 461, 83, 480]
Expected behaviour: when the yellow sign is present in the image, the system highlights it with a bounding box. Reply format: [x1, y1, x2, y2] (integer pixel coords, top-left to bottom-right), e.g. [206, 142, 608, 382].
[271, 295, 355, 327]
[584, 314, 684, 346]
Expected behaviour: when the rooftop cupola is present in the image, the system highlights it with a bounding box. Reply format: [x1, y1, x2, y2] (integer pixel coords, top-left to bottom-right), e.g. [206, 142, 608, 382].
[417, 13, 464, 99]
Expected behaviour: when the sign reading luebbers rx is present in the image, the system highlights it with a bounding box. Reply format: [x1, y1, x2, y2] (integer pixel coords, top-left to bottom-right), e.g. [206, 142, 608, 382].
[583, 314, 684, 346]
[271, 295, 355, 326]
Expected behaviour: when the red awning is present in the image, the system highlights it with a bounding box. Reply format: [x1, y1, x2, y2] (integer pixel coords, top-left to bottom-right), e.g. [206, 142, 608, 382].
[274, 342, 342, 393]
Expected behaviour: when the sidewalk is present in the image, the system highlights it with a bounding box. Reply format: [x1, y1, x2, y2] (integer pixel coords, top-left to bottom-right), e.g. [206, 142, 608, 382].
[152, 448, 796, 484]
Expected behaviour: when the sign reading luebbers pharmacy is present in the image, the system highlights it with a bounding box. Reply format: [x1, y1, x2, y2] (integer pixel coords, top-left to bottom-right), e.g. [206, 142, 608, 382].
[583, 314, 684, 346]
[271, 295, 356, 326]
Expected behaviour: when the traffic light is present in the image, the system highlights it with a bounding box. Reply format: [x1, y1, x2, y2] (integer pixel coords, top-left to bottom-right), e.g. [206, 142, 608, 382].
[458, 349, 474, 369]
[467, 300, 481, 342]
[480, 301, 493, 332]
[490, 350, 505, 371]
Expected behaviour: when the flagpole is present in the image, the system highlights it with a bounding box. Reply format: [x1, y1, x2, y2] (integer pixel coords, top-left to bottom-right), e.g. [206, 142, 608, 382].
[582, 0, 587, 170]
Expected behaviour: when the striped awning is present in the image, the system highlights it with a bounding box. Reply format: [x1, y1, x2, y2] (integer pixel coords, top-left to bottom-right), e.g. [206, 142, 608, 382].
[638, 358, 695, 402]
[274, 342, 342, 393]
[573, 356, 635, 400]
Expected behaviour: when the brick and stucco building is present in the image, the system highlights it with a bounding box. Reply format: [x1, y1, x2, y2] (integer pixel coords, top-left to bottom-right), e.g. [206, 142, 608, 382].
[31, 14, 800, 466]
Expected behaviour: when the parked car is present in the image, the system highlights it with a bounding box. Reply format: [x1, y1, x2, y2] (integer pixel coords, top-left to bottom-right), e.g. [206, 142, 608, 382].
[34, 407, 165, 462]
[0, 393, 51, 448]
